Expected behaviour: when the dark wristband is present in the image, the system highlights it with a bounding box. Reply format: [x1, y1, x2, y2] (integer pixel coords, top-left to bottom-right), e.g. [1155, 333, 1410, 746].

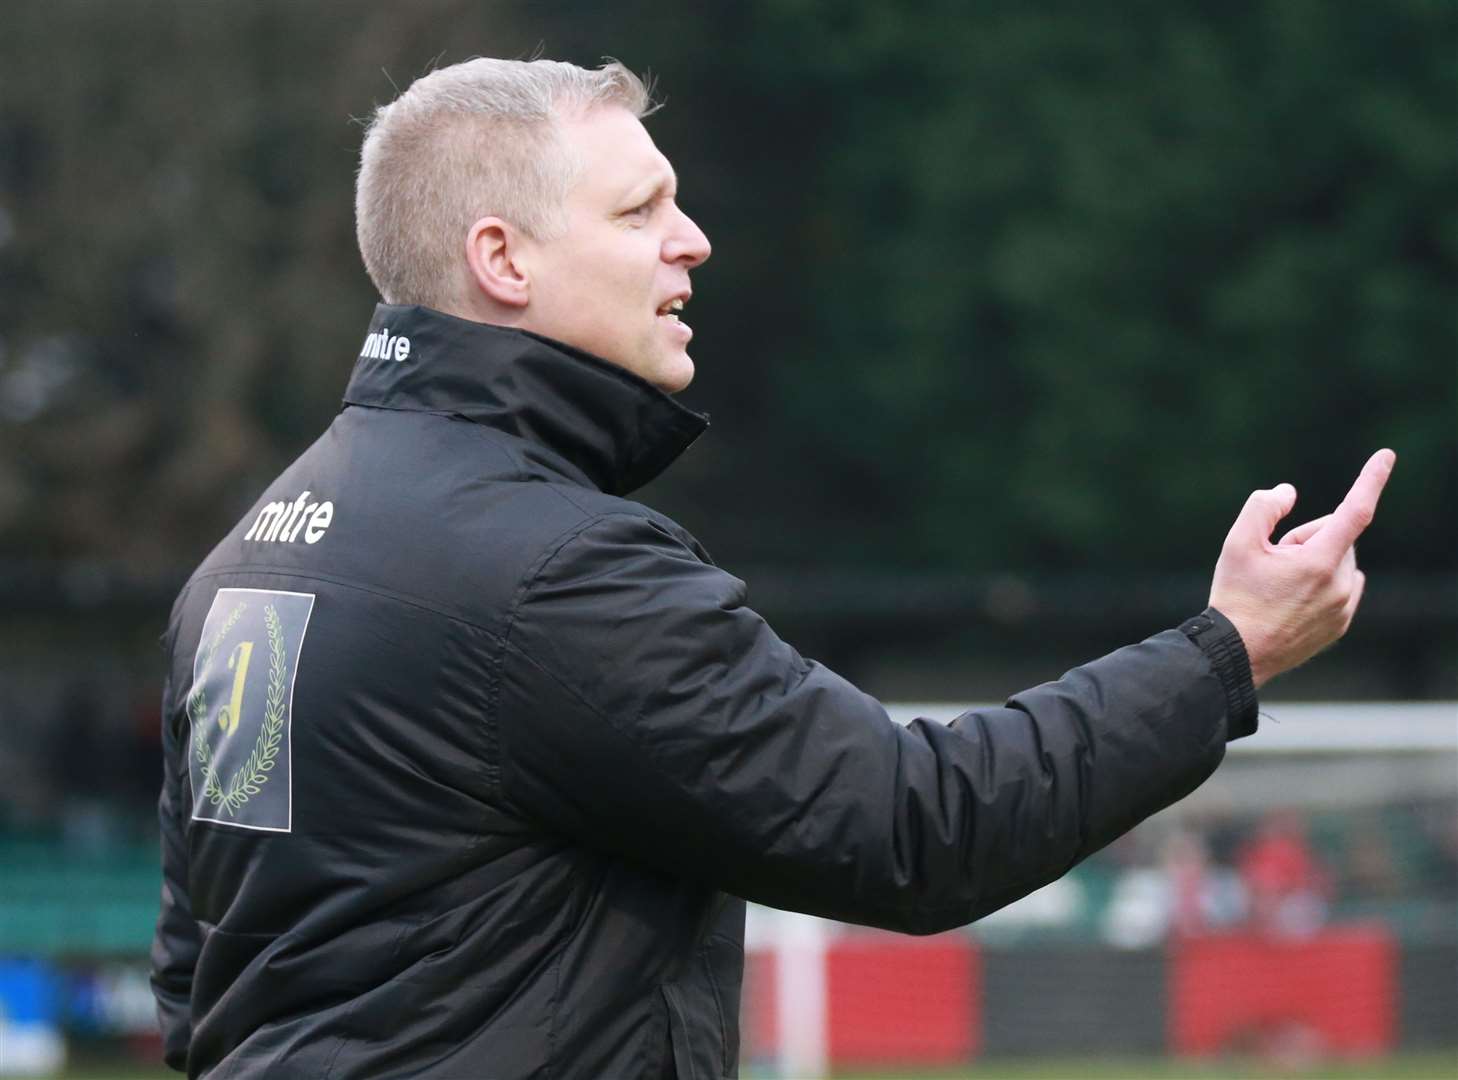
[1179, 607, 1259, 740]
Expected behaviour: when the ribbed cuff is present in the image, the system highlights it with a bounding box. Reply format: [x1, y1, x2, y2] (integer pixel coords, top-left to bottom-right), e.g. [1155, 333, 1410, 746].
[1179, 607, 1259, 740]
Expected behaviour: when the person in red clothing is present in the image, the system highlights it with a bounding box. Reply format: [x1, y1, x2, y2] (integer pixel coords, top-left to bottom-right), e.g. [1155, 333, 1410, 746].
[1239, 810, 1330, 936]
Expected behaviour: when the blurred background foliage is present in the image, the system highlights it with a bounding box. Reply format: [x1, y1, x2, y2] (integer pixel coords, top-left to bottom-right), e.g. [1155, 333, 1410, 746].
[0, 0, 1453, 700]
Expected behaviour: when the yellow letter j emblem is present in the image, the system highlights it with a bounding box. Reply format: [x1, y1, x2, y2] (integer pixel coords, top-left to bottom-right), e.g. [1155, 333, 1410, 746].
[217, 640, 254, 736]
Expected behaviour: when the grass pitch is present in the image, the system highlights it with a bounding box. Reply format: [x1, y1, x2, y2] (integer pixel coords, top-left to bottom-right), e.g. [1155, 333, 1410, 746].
[835, 1053, 1458, 1080]
[44, 1051, 1458, 1079]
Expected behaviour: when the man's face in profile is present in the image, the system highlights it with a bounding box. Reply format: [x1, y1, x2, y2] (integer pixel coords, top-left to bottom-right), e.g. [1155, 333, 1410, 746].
[518, 106, 712, 393]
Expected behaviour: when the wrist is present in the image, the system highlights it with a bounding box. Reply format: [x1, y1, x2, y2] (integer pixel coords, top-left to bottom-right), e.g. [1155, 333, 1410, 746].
[1180, 607, 1259, 740]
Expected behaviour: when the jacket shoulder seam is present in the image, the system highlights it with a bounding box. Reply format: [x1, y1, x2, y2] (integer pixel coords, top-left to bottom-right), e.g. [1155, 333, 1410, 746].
[463, 416, 536, 481]
[488, 510, 663, 804]
[500, 510, 679, 639]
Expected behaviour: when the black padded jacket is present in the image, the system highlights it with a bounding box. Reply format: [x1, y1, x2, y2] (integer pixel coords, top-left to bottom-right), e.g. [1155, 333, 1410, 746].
[151, 303, 1257, 1079]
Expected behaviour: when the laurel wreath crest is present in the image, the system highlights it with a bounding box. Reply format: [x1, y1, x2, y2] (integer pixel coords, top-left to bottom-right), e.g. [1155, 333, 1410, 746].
[186, 600, 288, 816]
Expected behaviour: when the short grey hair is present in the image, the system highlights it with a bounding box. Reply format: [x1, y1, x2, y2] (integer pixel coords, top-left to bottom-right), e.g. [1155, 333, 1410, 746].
[355, 57, 654, 309]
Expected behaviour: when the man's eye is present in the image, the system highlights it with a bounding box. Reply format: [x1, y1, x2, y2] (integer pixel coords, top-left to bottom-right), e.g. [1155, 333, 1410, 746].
[625, 201, 654, 218]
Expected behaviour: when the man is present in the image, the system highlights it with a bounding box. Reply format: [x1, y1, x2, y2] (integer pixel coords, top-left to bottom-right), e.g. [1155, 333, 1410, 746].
[150, 57, 1393, 1078]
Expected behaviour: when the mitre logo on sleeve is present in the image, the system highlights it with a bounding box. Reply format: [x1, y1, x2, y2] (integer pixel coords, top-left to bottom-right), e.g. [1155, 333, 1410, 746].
[186, 587, 315, 832]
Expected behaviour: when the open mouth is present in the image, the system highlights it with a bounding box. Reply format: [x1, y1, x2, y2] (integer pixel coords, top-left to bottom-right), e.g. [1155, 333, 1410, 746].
[656, 297, 686, 321]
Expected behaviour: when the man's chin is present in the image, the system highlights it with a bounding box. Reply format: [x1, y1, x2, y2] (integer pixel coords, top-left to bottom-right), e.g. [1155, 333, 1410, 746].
[597, 342, 694, 394]
[651, 354, 695, 395]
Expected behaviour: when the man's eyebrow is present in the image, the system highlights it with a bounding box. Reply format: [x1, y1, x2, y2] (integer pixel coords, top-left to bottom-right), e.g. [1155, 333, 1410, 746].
[622, 169, 678, 204]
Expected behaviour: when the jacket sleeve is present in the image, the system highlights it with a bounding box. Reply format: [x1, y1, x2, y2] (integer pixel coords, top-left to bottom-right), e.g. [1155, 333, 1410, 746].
[496, 512, 1244, 934]
[150, 662, 199, 1072]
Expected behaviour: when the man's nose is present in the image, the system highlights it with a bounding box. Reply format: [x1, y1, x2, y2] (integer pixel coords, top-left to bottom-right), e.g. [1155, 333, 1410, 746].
[664, 207, 711, 268]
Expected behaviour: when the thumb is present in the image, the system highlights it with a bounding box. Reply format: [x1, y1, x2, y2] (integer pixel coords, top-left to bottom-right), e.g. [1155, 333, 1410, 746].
[1227, 483, 1297, 549]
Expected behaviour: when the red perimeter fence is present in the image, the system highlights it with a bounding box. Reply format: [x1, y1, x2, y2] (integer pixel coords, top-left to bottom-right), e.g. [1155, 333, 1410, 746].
[741, 926, 1452, 1069]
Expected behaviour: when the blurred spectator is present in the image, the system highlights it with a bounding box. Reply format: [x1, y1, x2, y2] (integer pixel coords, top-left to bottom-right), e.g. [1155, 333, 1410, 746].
[1168, 829, 1248, 936]
[1238, 810, 1330, 937]
[1414, 801, 1458, 899]
[0, 958, 65, 1076]
[122, 685, 163, 813]
[31, 678, 160, 846]
[1102, 827, 1247, 947]
[1341, 817, 1402, 900]
[44, 683, 115, 851]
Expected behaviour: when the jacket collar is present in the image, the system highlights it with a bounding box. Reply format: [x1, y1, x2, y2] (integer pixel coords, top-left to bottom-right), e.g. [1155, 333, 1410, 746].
[341, 304, 709, 496]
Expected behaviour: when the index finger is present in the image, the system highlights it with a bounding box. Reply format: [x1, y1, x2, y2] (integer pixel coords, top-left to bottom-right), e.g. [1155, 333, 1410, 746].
[1311, 449, 1396, 558]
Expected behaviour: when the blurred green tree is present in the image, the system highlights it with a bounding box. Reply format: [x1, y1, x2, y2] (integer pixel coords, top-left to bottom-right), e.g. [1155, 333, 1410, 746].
[0, 0, 1451, 587]
[713, 0, 1457, 576]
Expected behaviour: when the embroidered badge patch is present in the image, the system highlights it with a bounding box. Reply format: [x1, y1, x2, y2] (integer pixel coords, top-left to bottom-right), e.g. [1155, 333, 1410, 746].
[186, 587, 314, 832]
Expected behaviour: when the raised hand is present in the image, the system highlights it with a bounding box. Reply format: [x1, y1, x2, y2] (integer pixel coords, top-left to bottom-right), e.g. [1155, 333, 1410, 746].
[1208, 449, 1396, 688]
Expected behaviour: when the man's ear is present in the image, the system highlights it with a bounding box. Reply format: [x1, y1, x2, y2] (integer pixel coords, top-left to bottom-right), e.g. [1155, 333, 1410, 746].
[465, 217, 530, 308]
